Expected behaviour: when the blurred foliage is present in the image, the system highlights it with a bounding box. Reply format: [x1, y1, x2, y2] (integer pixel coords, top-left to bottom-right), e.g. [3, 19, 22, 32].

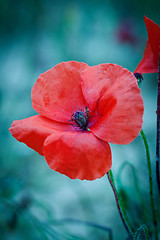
[134, 225, 151, 240]
[0, 0, 160, 239]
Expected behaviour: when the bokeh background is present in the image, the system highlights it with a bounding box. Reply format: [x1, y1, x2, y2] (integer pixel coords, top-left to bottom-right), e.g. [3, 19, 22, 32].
[0, 0, 160, 239]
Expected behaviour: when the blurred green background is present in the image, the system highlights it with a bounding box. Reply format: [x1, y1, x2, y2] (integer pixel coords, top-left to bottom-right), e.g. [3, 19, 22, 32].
[0, 0, 160, 239]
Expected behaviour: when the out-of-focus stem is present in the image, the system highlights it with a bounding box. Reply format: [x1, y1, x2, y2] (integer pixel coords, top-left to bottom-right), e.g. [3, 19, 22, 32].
[156, 53, 160, 194]
[140, 129, 158, 240]
[134, 224, 150, 240]
[49, 218, 113, 240]
[106, 170, 134, 239]
[117, 161, 142, 203]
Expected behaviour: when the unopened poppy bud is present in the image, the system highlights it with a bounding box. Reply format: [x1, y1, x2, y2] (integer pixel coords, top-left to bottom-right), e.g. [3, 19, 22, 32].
[74, 110, 89, 130]
[134, 73, 143, 86]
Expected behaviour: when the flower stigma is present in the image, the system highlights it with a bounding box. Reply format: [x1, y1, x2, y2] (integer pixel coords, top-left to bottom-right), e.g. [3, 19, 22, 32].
[73, 107, 90, 131]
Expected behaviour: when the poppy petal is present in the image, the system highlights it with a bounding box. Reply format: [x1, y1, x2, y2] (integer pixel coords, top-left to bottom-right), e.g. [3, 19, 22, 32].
[43, 131, 112, 180]
[9, 115, 74, 155]
[135, 41, 158, 73]
[31, 61, 89, 123]
[135, 16, 160, 74]
[81, 64, 144, 144]
[144, 16, 160, 64]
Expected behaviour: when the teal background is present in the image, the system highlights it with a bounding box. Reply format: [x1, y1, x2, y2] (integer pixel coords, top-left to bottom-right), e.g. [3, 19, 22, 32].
[0, 0, 160, 239]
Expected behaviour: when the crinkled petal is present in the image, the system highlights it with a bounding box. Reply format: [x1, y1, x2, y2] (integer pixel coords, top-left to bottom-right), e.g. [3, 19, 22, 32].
[43, 131, 112, 180]
[31, 61, 89, 123]
[9, 115, 74, 155]
[134, 41, 158, 73]
[81, 64, 144, 144]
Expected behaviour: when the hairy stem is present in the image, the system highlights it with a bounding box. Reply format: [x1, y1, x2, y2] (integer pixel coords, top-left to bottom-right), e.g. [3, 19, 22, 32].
[140, 129, 158, 240]
[156, 53, 160, 193]
[106, 170, 134, 239]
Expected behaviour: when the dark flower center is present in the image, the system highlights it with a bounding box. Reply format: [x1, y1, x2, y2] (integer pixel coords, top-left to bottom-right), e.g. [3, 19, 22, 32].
[73, 107, 89, 130]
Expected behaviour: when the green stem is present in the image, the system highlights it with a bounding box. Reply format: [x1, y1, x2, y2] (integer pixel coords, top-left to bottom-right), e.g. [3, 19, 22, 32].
[140, 129, 158, 240]
[156, 54, 160, 193]
[106, 170, 134, 238]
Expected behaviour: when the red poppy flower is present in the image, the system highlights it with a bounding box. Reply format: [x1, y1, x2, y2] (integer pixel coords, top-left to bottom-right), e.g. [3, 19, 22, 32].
[9, 61, 144, 180]
[135, 16, 160, 74]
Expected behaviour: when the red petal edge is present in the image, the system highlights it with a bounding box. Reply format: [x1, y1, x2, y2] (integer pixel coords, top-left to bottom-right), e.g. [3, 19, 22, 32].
[135, 16, 160, 74]
[9, 115, 74, 155]
[144, 16, 160, 64]
[135, 41, 158, 73]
